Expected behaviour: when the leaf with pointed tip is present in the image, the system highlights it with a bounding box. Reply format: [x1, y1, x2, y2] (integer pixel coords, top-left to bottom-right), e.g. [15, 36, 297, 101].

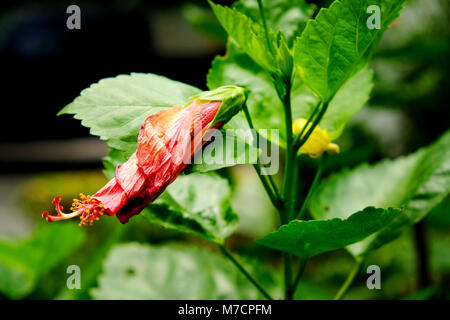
[257, 207, 400, 259]
[210, 1, 277, 72]
[59, 73, 202, 156]
[310, 130, 450, 257]
[294, 0, 406, 101]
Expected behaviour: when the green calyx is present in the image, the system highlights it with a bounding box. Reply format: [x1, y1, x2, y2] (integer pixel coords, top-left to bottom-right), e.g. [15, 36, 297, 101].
[188, 85, 246, 125]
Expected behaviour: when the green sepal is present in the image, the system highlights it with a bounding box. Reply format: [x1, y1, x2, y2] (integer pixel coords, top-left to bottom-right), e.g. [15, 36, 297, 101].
[189, 85, 246, 126]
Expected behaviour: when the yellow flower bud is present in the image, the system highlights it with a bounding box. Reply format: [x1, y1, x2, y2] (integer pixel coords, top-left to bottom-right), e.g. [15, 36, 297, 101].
[293, 118, 340, 158]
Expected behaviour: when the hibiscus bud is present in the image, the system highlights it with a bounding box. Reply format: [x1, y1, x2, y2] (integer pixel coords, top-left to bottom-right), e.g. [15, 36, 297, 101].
[43, 85, 245, 226]
[293, 118, 340, 158]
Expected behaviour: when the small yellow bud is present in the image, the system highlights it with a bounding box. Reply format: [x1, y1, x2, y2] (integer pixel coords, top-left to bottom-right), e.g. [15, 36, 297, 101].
[293, 118, 340, 158]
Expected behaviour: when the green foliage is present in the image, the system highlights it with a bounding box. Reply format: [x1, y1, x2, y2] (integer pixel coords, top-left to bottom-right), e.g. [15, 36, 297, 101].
[207, 0, 311, 145]
[142, 173, 238, 244]
[55, 220, 126, 300]
[0, 224, 85, 299]
[234, 0, 315, 47]
[59, 73, 201, 156]
[294, 0, 406, 102]
[208, 0, 377, 145]
[257, 207, 400, 259]
[209, 1, 279, 73]
[102, 148, 127, 180]
[185, 130, 260, 173]
[208, 41, 285, 142]
[292, 66, 374, 140]
[426, 199, 450, 229]
[208, 41, 373, 144]
[310, 130, 450, 257]
[91, 243, 278, 299]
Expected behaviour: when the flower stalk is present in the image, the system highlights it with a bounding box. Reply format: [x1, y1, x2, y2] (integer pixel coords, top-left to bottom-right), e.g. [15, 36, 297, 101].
[334, 259, 364, 300]
[219, 245, 274, 300]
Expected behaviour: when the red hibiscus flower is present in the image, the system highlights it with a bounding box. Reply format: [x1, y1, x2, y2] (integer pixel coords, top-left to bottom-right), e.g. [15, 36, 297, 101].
[43, 86, 245, 226]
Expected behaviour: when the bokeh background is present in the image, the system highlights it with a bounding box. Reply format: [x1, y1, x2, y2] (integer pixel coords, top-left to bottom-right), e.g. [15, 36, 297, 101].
[0, 0, 449, 299]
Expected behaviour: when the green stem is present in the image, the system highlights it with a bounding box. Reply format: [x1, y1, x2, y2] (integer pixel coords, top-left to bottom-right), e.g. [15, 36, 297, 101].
[296, 154, 326, 220]
[281, 82, 294, 205]
[257, 0, 274, 56]
[333, 260, 363, 300]
[220, 245, 273, 300]
[288, 154, 300, 221]
[288, 259, 308, 299]
[267, 173, 281, 202]
[281, 81, 295, 298]
[294, 101, 329, 150]
[295, 101, 320, 144]
[257, 0, 296, 299]
[253, 164, 282, 209]
[282, 253, 293, 299]
[242, 104, 282, 208]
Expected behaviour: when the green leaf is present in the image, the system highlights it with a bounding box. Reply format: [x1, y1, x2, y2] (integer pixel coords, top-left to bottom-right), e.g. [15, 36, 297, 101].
[142, 173, 239, 244]
[91, 243, 278, 299]
[208, 41, 285, 143]
[234, 0, 315, 47]
[293, 66, 374, 140]
[59, 73, 201, 156]
[0, 224, 85, 299]
[186, 130, 260, 173]
[426, 199, 450, 228]
[208, 42, 373, 145]
[102, 148, 128, 179]
[257, 207, 400, 259]
[210, 1, 276, 72]
[294, 0, 406, 101]
[310, 130, 450, 257]
[56, 220, 126, 300]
